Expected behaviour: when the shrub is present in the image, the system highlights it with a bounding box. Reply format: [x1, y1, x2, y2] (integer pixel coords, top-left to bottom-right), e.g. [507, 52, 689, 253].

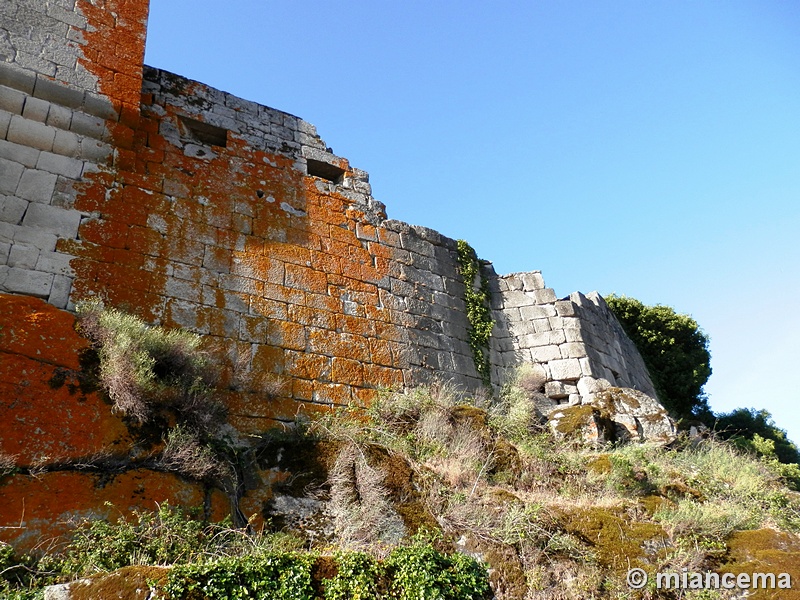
[323, 552, 382, 600]
[58, 502, 209, 575]
[605, 294, 712, 420]
[385, 535, 491, 600]
[76, 300, 222, 430]
[162, 553, 316, 600]
[715, 407, 800, 466]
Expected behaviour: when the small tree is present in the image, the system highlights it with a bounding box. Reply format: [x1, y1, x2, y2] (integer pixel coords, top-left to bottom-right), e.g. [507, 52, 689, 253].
[715, 408, 800, 466]
[606, 295, 712, 421]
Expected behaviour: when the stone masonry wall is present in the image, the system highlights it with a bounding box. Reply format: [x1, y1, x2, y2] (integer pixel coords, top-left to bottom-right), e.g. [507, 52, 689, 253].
[490, 272, 657, 406]
[0, 0, 660, 550]
[0, 0, 149, 307]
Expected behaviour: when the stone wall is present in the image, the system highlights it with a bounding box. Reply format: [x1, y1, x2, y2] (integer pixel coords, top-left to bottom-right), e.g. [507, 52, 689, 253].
[490, 272, 657, 405]
[0, 0, 662, 550]
[0, 0, 149, 308]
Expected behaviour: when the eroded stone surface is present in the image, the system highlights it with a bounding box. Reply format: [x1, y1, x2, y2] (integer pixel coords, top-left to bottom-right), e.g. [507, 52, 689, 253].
[548, 385, 676, 445]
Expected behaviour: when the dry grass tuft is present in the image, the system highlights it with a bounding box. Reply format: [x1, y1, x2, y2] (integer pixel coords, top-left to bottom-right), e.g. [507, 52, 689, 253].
[328, 442, 406, 549]
[157, 425, 233, 485]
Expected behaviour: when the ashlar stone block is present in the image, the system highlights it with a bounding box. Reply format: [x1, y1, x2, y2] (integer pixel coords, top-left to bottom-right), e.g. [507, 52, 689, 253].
[21, 97, 51, 123]
[0, 159, 25, 194]
[559, 342, 587, 359]
[7, 243, 39, 269]
[21, 203, 81, 238]
[0, 138, 40, 167]
[519, 304, 557, 320]
[7, 115, 56, 151]
[521, 271, 545, 291]
[15, 168, 57, 203]
[36, 151, 83, 179]
[2, 266, 53, 297]
[548, 358, 582, 381]
[529, 345, 562, 363]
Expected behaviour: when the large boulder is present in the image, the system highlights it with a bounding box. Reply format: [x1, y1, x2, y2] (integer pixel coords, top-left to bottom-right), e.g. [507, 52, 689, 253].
[548, 385, 676, 445]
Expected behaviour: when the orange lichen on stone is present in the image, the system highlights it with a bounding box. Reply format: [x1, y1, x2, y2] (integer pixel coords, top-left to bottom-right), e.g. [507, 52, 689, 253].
[76, 0, 150, 110]
[0, 294, 133, 462]
[0, 470, 223, 553]
[56, 55, 416, 465]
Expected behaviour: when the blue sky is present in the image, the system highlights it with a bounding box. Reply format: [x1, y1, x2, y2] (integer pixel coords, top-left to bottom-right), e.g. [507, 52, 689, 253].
[145, 1, 800, 443]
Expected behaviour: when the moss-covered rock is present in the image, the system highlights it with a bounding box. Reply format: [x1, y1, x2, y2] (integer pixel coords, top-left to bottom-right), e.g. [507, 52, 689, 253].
[723, 529, 800, 599]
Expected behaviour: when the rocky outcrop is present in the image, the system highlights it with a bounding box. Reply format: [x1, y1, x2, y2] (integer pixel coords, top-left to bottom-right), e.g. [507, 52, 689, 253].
[548, 383, 676, 445]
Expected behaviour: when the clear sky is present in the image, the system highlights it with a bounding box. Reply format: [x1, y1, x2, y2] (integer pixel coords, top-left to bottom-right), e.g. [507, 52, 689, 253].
[144, 1, 800, 444]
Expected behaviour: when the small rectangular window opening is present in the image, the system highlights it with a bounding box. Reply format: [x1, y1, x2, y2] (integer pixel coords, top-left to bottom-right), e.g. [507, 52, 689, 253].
[307, 158, 345, 184]
[179, 116, 228, 147]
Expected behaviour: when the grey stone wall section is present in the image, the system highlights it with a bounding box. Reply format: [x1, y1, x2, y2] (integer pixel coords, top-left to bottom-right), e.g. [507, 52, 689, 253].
[0, 0, 118, 307]
[489, 271, 659, 406]
[1, 0, 96, 93]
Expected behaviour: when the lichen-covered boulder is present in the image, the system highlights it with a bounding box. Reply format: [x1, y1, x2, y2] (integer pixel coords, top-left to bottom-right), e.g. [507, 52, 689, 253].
[44, 566, 169, 600]
[595, 387, 677, 444]
[548, 386, 676, 445]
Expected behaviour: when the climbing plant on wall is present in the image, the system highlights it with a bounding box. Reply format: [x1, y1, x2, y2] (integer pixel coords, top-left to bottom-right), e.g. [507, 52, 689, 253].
[456, 240, 494, 385]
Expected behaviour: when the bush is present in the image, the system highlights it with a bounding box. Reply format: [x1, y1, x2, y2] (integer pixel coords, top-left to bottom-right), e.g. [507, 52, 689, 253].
[76, 299, 222, 430]
[58, 502, 210, 576]
[385, 535, 491, 600]
[162, 554, 317, 600]
[715, 407, 800, 466]
[323, 552, 382, 600]
[606, 294, 712, 420]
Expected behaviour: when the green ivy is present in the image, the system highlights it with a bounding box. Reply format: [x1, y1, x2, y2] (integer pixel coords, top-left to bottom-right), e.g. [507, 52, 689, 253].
[456, 240, 494, 385]
[324, 552, 382, 600]
[385, 538, 491, 600]
[157, 542, 490, 600]
[161, 553, 316, 600]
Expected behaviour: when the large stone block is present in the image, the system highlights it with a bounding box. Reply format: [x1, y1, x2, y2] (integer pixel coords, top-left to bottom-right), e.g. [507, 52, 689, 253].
[521, 271, 545, 291]
[15, 167, 58, 202]
[36, 151, 83, 179]
[21, 202, 81, 237]
[0, 109, 11, 138]
[7, 243, 39, 268]
[519, 303, 557, 320]
[35, 250, 73, 276]
[0, 158, 25, 195]
[48, 273, 72, 308]
[21, 96, 51, 122]
[2, 266, 53, 297]
[529, 345, 562, 363]
[0, 85, 26, 114]
[548, 358, 582, 381]
[7, 114, 56, 151]
[0, 138, 40, 167]
[13, 226, 58, 251]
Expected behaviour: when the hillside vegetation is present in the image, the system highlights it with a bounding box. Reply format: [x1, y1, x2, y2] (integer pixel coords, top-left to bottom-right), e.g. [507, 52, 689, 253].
[3, 307, 800, 599]
[4, 377, 800, 598]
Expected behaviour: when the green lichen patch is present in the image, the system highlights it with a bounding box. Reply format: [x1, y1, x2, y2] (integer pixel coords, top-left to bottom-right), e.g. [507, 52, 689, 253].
[723, 529, 800, 599]
[69, 565, 169, 600]
[557, 506, 666, 573]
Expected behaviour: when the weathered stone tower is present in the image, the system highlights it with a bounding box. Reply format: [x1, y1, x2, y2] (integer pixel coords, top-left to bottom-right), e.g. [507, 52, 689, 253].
[0, 0, 665, 549]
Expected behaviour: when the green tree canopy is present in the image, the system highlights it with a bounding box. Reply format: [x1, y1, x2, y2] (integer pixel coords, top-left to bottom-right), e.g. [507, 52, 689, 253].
[606, 295, 712, 421]
[715, 408, 800, 466]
